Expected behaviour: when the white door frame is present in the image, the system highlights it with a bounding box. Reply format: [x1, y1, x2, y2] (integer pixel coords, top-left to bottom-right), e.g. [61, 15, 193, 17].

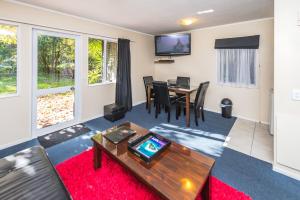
[32, 29, 81, 137]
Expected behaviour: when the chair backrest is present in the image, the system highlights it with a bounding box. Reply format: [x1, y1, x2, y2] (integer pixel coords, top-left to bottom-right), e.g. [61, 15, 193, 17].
[194, 81, 210, 110]
[167, 79, 177, 86]
[143, 76, 153, 89]
[143, 76, 154, 96]
[152, 81, 171, 106]
[176, 76, 190, 88]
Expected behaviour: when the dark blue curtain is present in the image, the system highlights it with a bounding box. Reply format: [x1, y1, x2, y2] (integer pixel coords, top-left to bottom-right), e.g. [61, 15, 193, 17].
[115, 38, 132, 111]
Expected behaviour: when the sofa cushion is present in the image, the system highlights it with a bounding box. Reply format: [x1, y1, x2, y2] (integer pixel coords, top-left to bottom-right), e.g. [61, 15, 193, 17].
[0, 146, 71, 200]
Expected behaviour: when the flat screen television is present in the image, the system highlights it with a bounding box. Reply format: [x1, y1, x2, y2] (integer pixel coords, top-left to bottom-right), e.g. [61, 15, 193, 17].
[155, 33, 191, 56]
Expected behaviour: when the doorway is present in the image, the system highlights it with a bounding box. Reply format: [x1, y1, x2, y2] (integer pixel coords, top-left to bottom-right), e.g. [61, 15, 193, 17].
[32, 29, 80, 136]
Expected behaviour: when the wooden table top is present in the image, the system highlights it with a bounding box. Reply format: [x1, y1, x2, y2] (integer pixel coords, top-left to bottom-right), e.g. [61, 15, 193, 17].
[91, 122, 215, 200]
[168, 85, 198, 94]
[147, 84, 198, 94]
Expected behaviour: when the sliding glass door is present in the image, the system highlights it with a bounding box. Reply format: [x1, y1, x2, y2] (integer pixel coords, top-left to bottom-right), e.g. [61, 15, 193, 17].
[32, 29, 80, 136]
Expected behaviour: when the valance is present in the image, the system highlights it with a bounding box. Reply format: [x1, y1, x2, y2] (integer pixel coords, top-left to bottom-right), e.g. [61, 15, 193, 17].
[215, 35, 260, 49]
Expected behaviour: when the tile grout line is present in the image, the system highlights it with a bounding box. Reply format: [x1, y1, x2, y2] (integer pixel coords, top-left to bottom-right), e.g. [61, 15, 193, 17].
[250, 122, 256, 156]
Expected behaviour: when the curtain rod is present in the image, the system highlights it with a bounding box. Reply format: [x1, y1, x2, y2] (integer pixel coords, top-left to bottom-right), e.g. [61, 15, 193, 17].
[0, 18, 135, 42]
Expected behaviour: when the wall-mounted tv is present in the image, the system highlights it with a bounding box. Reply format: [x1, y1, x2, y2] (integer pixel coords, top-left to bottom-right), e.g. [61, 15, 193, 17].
[155, 33, 191, 56]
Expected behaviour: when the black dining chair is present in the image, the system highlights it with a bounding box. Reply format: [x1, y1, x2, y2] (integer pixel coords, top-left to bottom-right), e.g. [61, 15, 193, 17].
[175, 76, 190, 99]
[152, 81, 173, 122]
[143, 76, 154, 110]
[176, 76, 190, 88]
[176, 81, 210, 126]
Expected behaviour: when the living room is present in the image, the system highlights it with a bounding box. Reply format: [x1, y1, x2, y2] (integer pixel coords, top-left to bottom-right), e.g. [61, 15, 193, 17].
[0, 0, 299, 200]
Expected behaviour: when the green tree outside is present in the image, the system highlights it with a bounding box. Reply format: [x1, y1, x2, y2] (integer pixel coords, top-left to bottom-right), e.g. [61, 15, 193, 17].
[0, 25, 17, 94]
[88, 38, 103, 84]
[0, 26, 115, 94]
[37, 35, 76, 89]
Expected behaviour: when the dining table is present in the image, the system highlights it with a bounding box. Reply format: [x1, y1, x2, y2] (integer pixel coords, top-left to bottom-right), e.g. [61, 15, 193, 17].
[146, 84, 197, 127]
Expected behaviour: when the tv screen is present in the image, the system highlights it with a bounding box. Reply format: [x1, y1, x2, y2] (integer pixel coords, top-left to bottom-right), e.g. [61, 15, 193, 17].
[134, 135, 168, 159]
[155, 33, 191, 56]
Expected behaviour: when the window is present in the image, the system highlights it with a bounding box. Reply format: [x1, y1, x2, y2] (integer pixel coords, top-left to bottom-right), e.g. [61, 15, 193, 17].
[88, 38, 117, 85]
[217, 49, 258, 87]
[88, 38, 103, 84]
[0, 24, 18, 96]
[37, 33, 75, 89]
[106, 41, 117, 82]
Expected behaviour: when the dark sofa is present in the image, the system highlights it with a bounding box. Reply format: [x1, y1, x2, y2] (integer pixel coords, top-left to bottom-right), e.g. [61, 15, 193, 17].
[0, 146, 71, 200]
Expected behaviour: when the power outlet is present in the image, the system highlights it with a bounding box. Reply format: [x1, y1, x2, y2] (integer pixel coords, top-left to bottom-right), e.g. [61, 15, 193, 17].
[292, 89, 300, 101]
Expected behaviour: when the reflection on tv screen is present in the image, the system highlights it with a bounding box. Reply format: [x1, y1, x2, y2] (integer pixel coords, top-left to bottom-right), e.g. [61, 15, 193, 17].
[156, 34, 190, 55]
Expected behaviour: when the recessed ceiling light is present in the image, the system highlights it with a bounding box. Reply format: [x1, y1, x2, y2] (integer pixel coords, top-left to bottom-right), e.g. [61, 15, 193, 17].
[197, 9, 214, 15]
[179, 17, 198, 26]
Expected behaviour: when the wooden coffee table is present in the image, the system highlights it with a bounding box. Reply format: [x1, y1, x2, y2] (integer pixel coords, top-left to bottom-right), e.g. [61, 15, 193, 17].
[91, 122, 215, 200]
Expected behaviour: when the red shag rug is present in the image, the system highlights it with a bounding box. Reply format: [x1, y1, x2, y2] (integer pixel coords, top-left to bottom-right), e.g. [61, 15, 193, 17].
[56, 149, 251, 200]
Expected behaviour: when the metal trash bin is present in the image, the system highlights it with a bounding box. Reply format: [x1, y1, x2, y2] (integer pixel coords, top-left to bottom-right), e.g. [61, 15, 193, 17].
[221, 98, 232, 118]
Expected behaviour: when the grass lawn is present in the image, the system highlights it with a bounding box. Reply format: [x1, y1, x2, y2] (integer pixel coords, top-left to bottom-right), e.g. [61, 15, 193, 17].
[0, 76, 17, 95]
[0, 74, 74, 95]
[38, 74, 74, 89]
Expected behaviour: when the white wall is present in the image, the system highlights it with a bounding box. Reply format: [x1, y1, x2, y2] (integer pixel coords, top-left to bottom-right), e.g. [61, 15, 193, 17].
[154, 18, 274, 123]
[0, 2, 275, 150]
[0, 1, 154, 147]
[273, 0, 300, 180]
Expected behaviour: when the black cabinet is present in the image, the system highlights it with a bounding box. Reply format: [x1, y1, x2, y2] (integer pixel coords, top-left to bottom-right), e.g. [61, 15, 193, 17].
[104, 103, 126, 122]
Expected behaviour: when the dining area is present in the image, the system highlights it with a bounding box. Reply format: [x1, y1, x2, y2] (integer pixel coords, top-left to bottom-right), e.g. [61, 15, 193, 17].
[143, 76, 210, 127]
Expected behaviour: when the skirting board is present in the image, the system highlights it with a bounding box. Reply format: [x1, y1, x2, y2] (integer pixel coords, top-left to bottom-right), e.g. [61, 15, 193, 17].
[0, 100, 147, 150]
[273, 164, 300, 181]
[81, 114, 104, 125]
[204, 107, 270, 125]
[0, 101, 265, 150]
[81, 100, 146, 123]
[133, 100, 146, 106]
[0, 137, 32, 150]
[81, 102, 267, 127]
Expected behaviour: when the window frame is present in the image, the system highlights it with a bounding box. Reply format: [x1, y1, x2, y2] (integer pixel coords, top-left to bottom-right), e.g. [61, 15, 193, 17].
[0, 20, 20, 98]
[216, 48, 260, 89]
[87, 36, 117, 86]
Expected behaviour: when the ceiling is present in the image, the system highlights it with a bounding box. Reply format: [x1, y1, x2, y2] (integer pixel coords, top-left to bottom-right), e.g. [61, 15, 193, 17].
[12, 0, 274, 35]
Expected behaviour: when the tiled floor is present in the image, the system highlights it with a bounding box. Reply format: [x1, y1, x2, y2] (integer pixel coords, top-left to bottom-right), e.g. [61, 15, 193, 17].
[225, 118, 274, 163]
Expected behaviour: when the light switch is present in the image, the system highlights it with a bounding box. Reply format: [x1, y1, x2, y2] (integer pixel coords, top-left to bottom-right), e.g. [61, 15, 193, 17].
[292, 89, 300, 101]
